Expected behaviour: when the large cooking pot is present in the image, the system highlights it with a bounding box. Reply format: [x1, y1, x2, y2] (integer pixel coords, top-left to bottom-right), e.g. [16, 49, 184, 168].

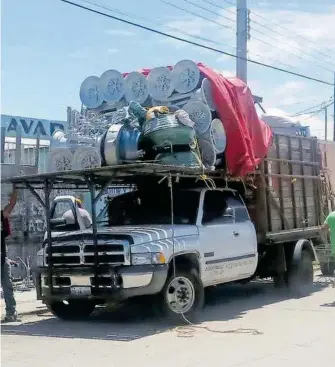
[100, 123, 142, 166]
[142, 112, 196, 147]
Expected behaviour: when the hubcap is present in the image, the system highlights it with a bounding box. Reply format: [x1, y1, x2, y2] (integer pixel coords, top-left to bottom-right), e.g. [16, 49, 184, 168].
[166, 276, 195, 314]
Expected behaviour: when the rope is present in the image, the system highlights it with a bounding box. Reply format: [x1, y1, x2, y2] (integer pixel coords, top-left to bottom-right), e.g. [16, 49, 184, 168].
[167, 173, 263, 338]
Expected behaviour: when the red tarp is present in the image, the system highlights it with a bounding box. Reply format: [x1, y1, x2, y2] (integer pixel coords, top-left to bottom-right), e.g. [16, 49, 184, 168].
[124, 63, 273, 177]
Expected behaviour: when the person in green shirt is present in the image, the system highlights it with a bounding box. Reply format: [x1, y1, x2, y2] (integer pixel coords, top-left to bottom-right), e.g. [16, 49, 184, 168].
[323, 211, 335, 255]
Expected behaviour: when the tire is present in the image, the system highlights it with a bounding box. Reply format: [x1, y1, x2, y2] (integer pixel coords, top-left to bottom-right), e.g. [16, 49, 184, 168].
[320, 262, 335, 276]
[46, 299, 96, 320]
[287, 250, 314, 297]
[160, 269, 204, 324]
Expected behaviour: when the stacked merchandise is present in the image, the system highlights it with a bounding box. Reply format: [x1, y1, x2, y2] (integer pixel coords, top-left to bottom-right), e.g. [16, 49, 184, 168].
[50, 60, 272, 176]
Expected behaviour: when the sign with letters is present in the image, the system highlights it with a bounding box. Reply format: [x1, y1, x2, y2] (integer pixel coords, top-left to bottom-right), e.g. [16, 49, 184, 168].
[1, 114, 68, 139]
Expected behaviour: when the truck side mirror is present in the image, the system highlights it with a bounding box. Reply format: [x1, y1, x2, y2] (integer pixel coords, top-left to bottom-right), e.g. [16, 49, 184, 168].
[50, 218, 67, 229]
[223, 207, 234, 218]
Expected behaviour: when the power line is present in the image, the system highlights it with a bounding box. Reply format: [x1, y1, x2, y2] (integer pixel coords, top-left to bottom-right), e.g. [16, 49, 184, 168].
[79, 0, 220, 45]
[276, 100, 320, 108]
[249, 21, 334, 74]
[161, 0, 235, 31]
[223, 0, 236, 7]
[188, 0, 332, 74]
[60, 0, 334, 86]
[291, 98, 334, 117]
[201, 0, 235, 15]
[206, 0, 335, 66]
[198, 0, 335, 70]
[249, 9, 335, 62]
[249, 14, 335, 71]
[78, 0, 294, 71]
[181, 0, 235, 25]
[164, 0, 299, 71]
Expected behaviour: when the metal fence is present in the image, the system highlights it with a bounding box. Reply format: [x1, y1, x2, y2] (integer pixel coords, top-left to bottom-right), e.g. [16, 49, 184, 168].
[1, 126, 50, 173]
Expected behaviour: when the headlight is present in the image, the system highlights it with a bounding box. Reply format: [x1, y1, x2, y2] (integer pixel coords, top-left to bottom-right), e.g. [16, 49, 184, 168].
[36, 249, 44, 267]
[131, 252, 166, 265]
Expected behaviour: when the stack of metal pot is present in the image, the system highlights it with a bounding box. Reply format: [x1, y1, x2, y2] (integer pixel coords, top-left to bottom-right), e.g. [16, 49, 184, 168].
[76, 60, 228, 170]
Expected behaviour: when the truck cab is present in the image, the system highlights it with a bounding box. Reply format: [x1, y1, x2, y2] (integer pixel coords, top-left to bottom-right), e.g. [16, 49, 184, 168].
[35, 185, 259, 322]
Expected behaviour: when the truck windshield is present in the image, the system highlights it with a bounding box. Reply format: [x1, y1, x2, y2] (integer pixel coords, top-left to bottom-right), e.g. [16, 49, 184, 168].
[96, 189, 200, 226]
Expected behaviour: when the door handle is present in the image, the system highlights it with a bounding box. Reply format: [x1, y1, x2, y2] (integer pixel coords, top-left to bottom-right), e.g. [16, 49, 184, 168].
[233, 231, 239, 237]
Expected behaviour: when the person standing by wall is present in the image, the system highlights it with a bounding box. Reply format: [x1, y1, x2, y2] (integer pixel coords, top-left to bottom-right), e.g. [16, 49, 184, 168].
[323, 210, 335, 258]
[1, 185, 19, 322]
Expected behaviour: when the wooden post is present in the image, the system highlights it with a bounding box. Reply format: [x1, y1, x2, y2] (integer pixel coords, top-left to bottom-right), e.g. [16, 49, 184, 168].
[275, 135, 285, 230]
[1, 126, 5, 164]
[299, 138, 308, 224]
[15, 126, 22, 174]
[35, 133, 40, 169]
[287, 136, 297, 228]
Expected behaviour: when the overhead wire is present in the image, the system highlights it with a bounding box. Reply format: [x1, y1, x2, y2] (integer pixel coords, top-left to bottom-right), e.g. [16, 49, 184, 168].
[276, 100, 320, 108]
[161, 0, 235, 31]
[176, 0, 331, 75]
[249, 14, 335, 70]
[181, 0, 235, 25]
[164, 0, 299, 71]
[222, 0, 236, 7]
[201, 0, 236, 15]
[195, 0, 335, 73]
[80, 0, 271, 68]
[78, 0, 293, 71]
[249, 8, 335, 63]
[248, 20, 335, 73]
[291, 98, 334, 117]
[60, 0, 334, 86]
[79, 0, 219, 45]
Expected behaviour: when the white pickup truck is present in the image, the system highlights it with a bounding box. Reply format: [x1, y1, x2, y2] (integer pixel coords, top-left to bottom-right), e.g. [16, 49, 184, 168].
[12, 133, 329, 323]
[33, 184, 316, 323]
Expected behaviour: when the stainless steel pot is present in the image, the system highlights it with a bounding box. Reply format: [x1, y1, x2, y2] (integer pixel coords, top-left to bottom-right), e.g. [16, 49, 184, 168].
[101, 123, 142, 166]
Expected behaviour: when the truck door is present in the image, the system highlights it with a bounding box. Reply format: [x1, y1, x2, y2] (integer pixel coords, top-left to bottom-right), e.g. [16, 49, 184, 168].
[198, 190, 257, 286]
[226, 194, 258, 279]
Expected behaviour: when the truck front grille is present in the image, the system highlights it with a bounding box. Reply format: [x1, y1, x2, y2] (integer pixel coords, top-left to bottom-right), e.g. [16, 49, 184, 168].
[45, 240, 129, 266]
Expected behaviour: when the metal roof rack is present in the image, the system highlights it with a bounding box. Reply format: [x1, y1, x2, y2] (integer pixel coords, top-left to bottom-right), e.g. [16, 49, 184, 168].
[1, 162, 238, 190]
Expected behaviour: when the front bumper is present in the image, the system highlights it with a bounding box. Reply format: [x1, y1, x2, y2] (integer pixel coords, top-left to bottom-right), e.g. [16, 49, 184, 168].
[35, 264, 168, 303]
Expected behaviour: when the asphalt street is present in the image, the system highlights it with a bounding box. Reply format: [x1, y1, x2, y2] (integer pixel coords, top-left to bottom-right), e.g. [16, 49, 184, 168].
[2, 274, 335, 367]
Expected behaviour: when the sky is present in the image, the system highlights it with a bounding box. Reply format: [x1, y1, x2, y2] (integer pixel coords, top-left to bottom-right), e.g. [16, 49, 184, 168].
[1, 0, 335, 139]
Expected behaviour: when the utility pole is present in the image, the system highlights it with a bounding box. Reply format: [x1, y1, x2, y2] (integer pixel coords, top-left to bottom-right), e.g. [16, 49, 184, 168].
[324, 104, 328, 141]
[236, 0, 248, 83]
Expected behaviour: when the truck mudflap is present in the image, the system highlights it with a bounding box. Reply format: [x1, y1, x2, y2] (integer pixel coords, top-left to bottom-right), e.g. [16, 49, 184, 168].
[37, 264, 169, 303]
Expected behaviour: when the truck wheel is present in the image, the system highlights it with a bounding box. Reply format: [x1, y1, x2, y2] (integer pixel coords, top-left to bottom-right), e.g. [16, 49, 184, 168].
[46, 299, 95, 320]
[288, 250, 314, 297]
[160, 269, 204, 324]
[320, 262, 335, 276]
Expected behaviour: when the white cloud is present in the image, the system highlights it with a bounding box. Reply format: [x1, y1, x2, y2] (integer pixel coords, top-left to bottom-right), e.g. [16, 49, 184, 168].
[270, 81, 306, 106]
[261, 106, 333, 140]
[160, 5, 334, 142]
[215, 69, 235, 78]
[163, 6, 335, 76]
[105, 29, 135, 36]
[246, 9, 335, 72]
